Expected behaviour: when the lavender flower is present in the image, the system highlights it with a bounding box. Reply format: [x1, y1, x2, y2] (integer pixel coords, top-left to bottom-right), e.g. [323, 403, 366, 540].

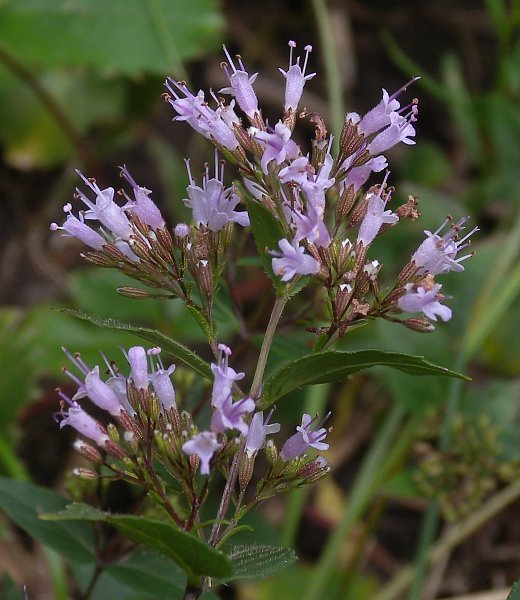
[126, 346, 149, 391]
[58, 400, 109, 447]
[75, 171, 133, 240]
[182, 431, 220, 475]
[301, 152, 335, 212]
[367, 112, 416, 155]
[291, 202, 331, 248]
[220, 46, 260, 120]
[412, 217, 478, 275]
[211, 393, 255, 436]
[357, 174, 399, 246]
[245, 410, 280, 457]
[148, 348, 176, 411]
[120, 166, 165, 230]
[278, 41, 316, 112]
[340, 155, 387, 193]
[254, 121, 299, 173]
[398, 284, 452, 322]
[279, 155, 311, 186]
[83, 366, 124, 416]
[184, 156, 249, 231]
[271, 238, 321, 282]
[211, 344, 245, 408]
[280, 413, 330, 461]
[50, 204, 105, 250]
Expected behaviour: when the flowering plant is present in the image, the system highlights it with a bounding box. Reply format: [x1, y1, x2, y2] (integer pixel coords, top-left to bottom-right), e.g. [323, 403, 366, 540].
[47, 41, 476, 599]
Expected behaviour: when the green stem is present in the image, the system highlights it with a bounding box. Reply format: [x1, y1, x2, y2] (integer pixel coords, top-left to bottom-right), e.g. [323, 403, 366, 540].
[304, 402, 406, 600]
[374, 481, 520, 600]
[311, 0, 345, 144]
[250, 295, 287, 397]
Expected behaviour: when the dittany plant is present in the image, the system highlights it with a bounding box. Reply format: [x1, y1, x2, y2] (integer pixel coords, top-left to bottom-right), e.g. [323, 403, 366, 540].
[45, 41, 476, 599]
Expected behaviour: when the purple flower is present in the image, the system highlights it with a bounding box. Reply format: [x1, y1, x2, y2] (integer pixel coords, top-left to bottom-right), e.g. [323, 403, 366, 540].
[126, 346, 149, 391]
[340, 155, 387, 193]
[279, 155, 311, 186]
[211, 344, 245, 408]
[59, 401, 109, 447]
[412, 217, 478, 275]
[182, 431, 220, 475]
[301, 152, 335, 212]
[291, 202, 330, 248]
[75, 171, 133, 240]
[271, 238, 321, 282]
[174, 223, 190, 238]
[367, 112, 416, 155]
[357, 88, 401, 135]
[50, 204, 105, 250]
[280, 413, 330, 461]
[254, 121, 299, 173]
[220, 46, 259, 120]
[278, 41, 316, 112]
[245, 410, 280, 457]
[147, 348, 176, 411]
[211, 393, 255, 436]
[165, 80, 239, 151]
[398, 284, 452, 322]
[357, 173, 399, 246]
[120, 166, 165, 230]
[83, 366, 123, 416]
[184, 157, 250, 231]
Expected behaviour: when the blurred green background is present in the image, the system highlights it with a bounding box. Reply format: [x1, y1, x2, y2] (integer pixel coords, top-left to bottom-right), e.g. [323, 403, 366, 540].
[1, 1, 520, 599]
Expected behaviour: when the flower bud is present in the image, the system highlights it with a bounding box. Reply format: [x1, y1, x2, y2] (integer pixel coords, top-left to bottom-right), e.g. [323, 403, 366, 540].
[239, 453, 255, 493]
[117, 286, 152, 299]
[402, 318, 435, 333]
[335, 184, 356, 223]
[73, 439, 102, 464]
[73, 467, 99, 480]
[107, 423, 120, 443]
[264, 439, 278, 465]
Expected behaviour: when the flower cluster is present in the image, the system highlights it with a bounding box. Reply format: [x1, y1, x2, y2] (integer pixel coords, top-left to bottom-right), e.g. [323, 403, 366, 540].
[56, 343, 330, 533]
[50, 40, 478, 552]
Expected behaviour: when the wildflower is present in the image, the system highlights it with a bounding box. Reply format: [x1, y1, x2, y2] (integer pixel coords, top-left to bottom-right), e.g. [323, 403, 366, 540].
[412, 217, 478, 275]
[126, 346, 149, 391]
[174, 223, 189, 238]
[357, 173, 398, 246]
[58, 400, 109, 447]
[280, 413, 330, 461]
[82, 366, 124, 416]
[279, 41, 316, 113]
[165, 80, 240, 151]
[271, 238, 320, 282]
[220, 46, 260, 120]
[211, 344, 245, 408]
[184, 156, 250, 231]
[75, 170, 133, 240]
[182, 431, 220, 475]
[367, 112, 416, 156]
[398, 283, 452, 322]
[340, 155, 387, 193]
[211, 392, 255, 436]
[148, 349, 176, 411]
[245, 410, 280, 457]
[120, 166, 165, 230]
[279, 155, 311, 186]
[301, 151, 335, 212]
[254, 121, 299, 173]
[50, 204, 105, 250]
[291, 202, 330, 247]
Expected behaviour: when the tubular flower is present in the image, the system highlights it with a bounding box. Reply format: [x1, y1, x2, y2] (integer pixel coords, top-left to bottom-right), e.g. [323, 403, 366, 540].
[271, 238, 320, 282]
[280, 413, 330, 461]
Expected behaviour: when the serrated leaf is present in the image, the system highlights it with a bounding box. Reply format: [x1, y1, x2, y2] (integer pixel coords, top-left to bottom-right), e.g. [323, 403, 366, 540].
[219, 545, 297, 582]
[61, 309, 212, 380]
[259, 349, 469, 408]
[41, 502, 106, 521]
[0, 479, 95, 564]
[0, 0, 224, 76]
[244, 196, 286, 291]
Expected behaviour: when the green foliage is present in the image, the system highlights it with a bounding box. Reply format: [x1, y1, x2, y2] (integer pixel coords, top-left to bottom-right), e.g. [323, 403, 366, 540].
[508, 578, 520, 600]
[219, 545, 297, 582]
[0, 0, 224, 76]
[259, 349, 468, 408]
[62, 309, 212, 379]
[0, 478, 95, 563]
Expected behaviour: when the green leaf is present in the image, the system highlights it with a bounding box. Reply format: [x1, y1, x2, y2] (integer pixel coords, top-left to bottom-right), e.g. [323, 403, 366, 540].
[61, 309, 212, 380]
[219, 545, 297, 582]
[244, 196, 286, 291]
[508, 578, 520, 600]
[41, 502, 107, 521]
[43, 505, 232, 580]
[259, 349, 469, 408]
[0, 479, 95, 563]
[107, 516, 232, 579]
[0, 0, 224, 77]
